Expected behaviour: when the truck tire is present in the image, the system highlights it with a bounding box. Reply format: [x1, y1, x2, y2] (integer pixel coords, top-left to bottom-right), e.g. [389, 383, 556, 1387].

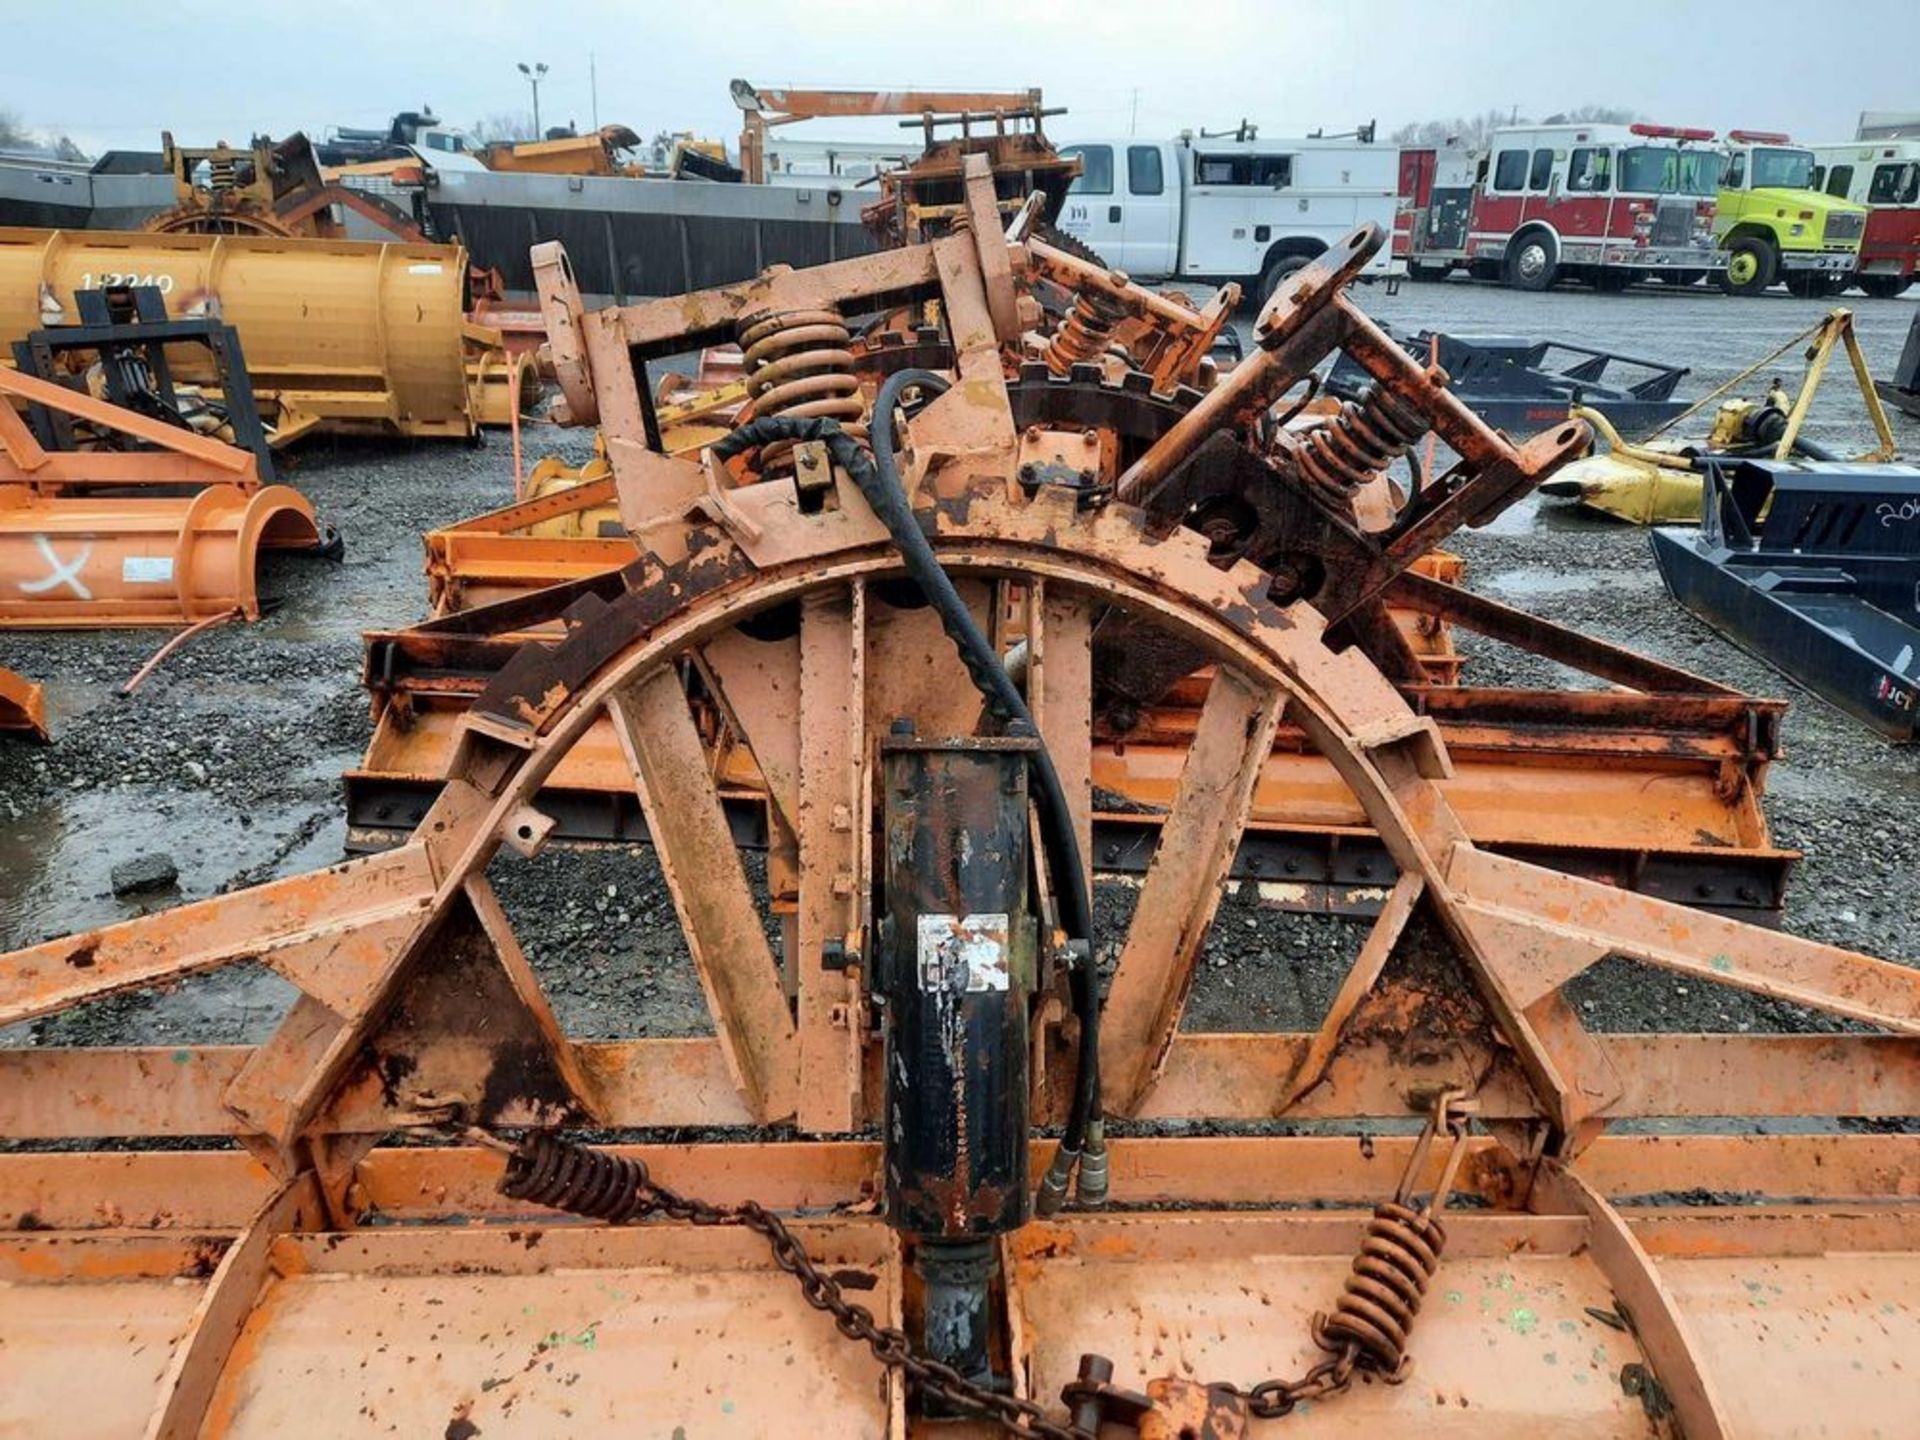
[1503, 231, 1557, 291]
[1858, 274, 1913, 299]
[1256, 253, 1313, 310]
[1719, 236, 1778, 295]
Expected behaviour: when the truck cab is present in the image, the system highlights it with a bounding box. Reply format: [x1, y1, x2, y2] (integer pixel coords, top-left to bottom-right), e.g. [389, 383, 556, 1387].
[1811, 140, 1918, 298]
[1055, 135, 1399, 305]
[1715, 132, 1867, 295]
[1401, 123, 1725, 291]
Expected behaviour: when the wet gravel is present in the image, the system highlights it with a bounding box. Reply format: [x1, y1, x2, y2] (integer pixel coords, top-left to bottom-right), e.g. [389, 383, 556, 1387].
[0, 286, 1914, 1057]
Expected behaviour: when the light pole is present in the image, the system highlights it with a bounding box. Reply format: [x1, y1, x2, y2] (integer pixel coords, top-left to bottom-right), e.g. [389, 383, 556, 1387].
[517, 61, 549, 139]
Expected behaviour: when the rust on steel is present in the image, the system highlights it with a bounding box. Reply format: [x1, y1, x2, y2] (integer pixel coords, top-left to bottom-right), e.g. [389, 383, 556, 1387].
[0, 153, 1913, 1437]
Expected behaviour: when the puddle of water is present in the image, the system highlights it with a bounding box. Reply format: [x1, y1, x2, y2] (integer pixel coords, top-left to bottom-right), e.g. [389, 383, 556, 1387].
[1478, 567, 1662, 600]
[0, 786, 343, 948]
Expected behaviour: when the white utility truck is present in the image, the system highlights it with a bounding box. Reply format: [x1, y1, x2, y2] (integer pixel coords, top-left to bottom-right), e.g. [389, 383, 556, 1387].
[1054, 134, 1402, 304]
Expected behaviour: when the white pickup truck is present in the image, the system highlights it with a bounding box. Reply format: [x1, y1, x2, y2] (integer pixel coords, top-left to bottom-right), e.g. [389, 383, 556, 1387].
[1053, 135, 1402, 305]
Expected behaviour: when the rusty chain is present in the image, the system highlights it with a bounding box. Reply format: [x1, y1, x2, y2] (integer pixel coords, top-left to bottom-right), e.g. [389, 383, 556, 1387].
[447, 1089, 1475, 1436]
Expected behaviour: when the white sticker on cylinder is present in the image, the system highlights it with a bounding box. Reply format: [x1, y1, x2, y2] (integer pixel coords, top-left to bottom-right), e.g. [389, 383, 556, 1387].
[917, 913, 1011, 993]
[407, 263, 445, 275]
[122, 555, 175, 583]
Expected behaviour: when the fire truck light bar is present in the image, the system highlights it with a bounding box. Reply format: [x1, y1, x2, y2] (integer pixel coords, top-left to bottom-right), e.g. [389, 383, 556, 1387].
[1630, 123, 1717, 142]
[1728, 130, 1793, 144]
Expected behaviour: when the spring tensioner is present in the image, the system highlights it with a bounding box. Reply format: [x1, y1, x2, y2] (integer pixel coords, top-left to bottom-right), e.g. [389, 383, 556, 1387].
[737, 304, 866, 473]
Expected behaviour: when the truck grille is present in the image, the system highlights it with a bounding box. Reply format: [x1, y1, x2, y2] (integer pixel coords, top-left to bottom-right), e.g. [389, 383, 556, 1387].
[1651, 199, 1694, 248]
[1824, 211, 1865, 244]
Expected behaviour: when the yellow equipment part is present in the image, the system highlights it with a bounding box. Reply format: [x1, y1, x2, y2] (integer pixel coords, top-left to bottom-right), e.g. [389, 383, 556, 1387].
[0, 227, 507, 442]
[1545, 310, 1900, 525]
[1543, 447, 1705, 524]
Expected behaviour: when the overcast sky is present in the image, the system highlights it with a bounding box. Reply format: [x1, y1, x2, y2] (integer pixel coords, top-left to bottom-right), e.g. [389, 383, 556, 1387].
[5, 0, 1911, 157]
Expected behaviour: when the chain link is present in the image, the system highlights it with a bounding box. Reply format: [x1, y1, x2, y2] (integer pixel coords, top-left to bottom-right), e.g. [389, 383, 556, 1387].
[570, 1162, 1091, 1439]
[464, 1089, 1473, 1436]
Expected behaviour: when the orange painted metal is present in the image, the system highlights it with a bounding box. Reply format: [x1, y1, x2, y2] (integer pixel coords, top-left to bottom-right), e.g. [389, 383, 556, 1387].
[0, 159, 1912, 1438]
[0, 361, 329, 628]
[0, 663, 46, 739]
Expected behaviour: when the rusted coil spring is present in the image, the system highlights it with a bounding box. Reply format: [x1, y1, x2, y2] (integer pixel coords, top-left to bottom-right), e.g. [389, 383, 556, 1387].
[1044, 289, 1131, 375]
[1312, 1200, 1446, 1378]
[499, 1130, 661, 1221]
[1293, 382, 1430, 495]
[738, 307, 866, 472]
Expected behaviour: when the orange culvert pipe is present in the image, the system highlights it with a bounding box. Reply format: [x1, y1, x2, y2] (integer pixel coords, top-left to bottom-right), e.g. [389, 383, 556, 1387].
[0, 483, 326, 628]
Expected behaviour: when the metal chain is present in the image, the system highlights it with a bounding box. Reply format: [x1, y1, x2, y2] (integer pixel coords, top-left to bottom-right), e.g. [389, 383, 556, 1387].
[567, 1153, 1091, 1440]
[456, 1088, 1473, 1436]
[1237, 1089, 1473, 1419]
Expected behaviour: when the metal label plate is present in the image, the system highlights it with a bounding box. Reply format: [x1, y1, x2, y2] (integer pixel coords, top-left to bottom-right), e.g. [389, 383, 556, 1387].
[917, 913, 1011, 993]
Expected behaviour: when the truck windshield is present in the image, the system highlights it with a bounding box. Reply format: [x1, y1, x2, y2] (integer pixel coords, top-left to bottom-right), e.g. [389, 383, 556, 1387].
[1618, 146, 1723, 197]
[1749, 147, 1816, 190]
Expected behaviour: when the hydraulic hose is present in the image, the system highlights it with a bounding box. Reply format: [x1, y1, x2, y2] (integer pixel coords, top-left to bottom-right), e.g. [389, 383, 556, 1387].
[711, 375, 1104, 1199]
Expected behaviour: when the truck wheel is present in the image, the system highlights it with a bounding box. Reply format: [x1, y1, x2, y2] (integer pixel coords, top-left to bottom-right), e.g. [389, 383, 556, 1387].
[1858, 274, 1913, 299]
[1719, 237, 1777, 294]
[1503, 232, 1557, 291]
[1256, 254, 1312, 310]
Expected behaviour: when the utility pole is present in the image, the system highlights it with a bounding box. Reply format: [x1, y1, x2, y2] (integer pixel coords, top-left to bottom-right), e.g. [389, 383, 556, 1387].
[590, 52, 599, 131]
[518, 61, 549, 139]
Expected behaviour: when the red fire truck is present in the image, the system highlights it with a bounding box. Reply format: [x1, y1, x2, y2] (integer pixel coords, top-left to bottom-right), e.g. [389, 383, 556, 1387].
[1396, 122, 1726, 290]
[1811, 139, 1918, 297]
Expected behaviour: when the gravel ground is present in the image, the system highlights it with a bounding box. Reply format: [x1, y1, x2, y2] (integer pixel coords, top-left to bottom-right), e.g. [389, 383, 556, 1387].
[0, 284, 1914, 1058]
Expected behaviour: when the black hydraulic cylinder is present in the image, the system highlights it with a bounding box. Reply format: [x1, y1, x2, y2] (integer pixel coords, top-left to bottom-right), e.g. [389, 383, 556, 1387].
[879, 726, 1038, 1389]
[880, 727, 1038, 1239]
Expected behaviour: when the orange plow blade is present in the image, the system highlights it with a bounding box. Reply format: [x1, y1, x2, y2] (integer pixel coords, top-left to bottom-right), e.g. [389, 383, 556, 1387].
[0, 484, 325, 627]
[1, 354, 335, 628]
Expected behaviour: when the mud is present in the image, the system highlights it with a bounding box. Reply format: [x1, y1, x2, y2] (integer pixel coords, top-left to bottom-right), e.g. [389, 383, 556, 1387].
[0, 287, 1915, 1056]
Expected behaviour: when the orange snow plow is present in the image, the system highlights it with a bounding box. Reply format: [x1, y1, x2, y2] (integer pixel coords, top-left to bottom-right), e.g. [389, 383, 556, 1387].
[1, 162, 1911, 1438]
[0, 363, 331, 627]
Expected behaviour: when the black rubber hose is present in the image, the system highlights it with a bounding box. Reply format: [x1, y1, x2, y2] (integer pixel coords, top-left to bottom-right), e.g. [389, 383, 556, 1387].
[711, 381, 1103, 1153]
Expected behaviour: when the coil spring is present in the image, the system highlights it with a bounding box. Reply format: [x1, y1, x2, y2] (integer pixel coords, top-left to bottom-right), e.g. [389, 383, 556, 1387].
[1312, 1201, 1446, 1378]
[1294, 382, 1430, 496]
[1044, 289, 1131, 376]
[738, 307, 865, 472]
[208, 157, 237, 193]
[498, 1131, 655, 1222]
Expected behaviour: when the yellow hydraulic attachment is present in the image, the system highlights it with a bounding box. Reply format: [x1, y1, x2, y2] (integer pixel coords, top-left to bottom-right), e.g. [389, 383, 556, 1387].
[1541, 310, 1900, 523]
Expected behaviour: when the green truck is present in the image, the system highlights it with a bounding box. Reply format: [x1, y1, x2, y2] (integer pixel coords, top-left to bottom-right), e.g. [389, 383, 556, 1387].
[1715, 130, 1868, 295]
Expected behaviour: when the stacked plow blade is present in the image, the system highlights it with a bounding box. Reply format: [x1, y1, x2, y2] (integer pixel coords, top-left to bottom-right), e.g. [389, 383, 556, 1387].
[346, 230, 1794, 922]
[2, 159, 1914, 1438]
[0, 364, 328, 629]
